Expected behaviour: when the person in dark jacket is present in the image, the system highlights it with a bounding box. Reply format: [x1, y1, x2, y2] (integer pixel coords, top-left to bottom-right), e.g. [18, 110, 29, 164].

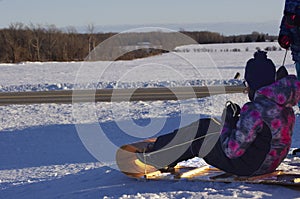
[279, 0, 300, 108]
[137, 51, 300, 176]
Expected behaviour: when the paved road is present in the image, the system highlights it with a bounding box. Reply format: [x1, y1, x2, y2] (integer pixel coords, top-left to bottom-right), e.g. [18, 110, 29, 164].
[0, 85, 245, 105]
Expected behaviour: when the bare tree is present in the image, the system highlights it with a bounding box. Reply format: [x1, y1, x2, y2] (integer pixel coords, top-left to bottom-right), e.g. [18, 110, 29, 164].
[87, 23, 95, 54]
[4, 22, 27, 62]
[45, 24, 61, 60]
[29, 24, 45, 61]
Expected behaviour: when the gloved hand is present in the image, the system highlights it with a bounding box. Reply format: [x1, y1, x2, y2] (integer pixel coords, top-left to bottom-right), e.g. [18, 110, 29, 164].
[276, 65, 289, 81]
[278, 34, 291, 49]
[221, 101, 241, 128]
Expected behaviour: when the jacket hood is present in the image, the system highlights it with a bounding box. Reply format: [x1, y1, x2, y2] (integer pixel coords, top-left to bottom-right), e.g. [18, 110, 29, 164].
[255, 75, 300, 107]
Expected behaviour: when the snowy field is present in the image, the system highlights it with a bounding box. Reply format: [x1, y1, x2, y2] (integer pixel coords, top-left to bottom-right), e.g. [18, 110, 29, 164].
[0, 42, 300, 198]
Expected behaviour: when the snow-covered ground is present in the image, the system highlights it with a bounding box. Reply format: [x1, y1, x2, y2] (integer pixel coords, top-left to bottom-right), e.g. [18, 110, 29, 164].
[0, 42, 300, 198]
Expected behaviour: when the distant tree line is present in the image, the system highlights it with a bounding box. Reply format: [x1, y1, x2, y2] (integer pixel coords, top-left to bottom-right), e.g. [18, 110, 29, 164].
[0, 23, 278, 63]
[181, 31, 276, 44]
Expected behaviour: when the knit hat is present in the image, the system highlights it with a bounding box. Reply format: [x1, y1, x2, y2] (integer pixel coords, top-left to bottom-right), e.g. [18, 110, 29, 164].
[244, 50, 276, 100]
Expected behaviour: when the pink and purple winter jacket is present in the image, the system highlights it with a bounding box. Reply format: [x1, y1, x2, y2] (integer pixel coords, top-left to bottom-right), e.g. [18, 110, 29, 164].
[220, 75, 300, 175]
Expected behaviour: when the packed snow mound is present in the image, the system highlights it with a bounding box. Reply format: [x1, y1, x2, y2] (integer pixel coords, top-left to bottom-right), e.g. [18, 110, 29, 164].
[0, 79, 243, 92]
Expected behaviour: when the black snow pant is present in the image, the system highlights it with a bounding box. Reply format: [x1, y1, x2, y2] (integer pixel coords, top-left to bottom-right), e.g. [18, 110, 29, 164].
[145, 118, 272, 176]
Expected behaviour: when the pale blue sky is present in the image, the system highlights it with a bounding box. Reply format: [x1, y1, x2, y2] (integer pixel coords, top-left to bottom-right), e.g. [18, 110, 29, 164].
[0, 0, 286, 34]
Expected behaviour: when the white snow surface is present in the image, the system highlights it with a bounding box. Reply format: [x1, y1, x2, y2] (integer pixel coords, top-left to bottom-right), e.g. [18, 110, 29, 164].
[0, 42, 300, 198]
